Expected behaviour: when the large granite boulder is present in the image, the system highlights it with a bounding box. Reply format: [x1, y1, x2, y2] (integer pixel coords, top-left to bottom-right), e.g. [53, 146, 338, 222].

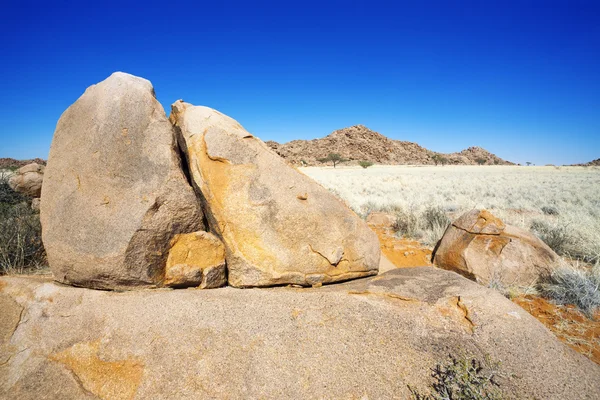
[433, 209, 558, 287]
[8, 163, 44, 197]
[170, 101, 380, 287]
[1, 268, 599, 399]
[40, 73, 207, 290]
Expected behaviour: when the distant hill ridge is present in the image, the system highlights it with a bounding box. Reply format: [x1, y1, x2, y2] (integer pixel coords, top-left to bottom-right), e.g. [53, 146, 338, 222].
[266, 125, 513, 166]
[573, 158, 600, 167]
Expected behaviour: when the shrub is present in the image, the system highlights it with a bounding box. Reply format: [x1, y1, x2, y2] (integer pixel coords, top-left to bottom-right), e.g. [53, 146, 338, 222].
[530, 220, 572, 255]
[358, 161, 374, 169]
[410, 355, 502, 400]
[0, 172, 46, 275]
[0, 171, 25, 205]
[432, 154, 448, 166]
[538, 264, 600, 317]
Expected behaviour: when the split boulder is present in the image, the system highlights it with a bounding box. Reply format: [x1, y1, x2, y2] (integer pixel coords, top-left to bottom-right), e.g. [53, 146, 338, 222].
[40, 73, 207, 290]
[170, 100, 380, 287]
[433, 209, 558, 287]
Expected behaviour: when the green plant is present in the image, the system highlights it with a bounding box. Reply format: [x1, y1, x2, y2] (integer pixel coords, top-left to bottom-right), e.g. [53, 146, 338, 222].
[317, 153, 348, 168]
[410, 355, 502, 400]
[358, 160, 374, 169]
[538, 263, 600, 317]
[475, 158, 486, 165]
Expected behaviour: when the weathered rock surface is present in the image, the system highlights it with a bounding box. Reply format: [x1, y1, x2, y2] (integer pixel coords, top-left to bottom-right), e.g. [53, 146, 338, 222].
[164, 231, 226, 288]
[40, 73, 204, 290]
[2, 269, 599, 399]
[433, 209, 558, 287]
[8, 163, 45, 197]
[171, 101, 380, 287]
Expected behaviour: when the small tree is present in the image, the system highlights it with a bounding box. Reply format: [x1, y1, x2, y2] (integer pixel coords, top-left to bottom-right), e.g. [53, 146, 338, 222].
[317, 153, 348, 168]
[358, 161, 373, 169]
[432, 154, 449, 166]
[526, 162, 532, 166]
[475, 158, 486, 165]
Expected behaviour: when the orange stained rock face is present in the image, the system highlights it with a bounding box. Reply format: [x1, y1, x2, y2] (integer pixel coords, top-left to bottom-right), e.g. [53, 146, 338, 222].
[513, 295, 600, 365]
[469, 209, 505, 233]
[191, 132, 280, 273]
[49, 341, 144, 400]
[372, 227, 433, 268]
[164, 231, 226, 287]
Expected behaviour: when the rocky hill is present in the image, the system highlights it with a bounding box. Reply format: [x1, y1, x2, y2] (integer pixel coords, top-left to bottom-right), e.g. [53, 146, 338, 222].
[266, 125, 513, 166]
[0, 157, 46, 169]
[577, 158, 600, 167]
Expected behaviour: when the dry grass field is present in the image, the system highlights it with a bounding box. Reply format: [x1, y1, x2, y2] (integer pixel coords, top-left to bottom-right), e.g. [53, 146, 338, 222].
[302, 165, 600, 264]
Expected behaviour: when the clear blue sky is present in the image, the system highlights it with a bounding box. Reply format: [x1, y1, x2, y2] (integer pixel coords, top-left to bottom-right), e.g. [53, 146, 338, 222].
[1, 1, 598, 165]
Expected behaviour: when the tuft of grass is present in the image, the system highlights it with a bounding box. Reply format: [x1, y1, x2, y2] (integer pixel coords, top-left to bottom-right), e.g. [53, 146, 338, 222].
[392, 206, 451, 246]
[421, 206, 451, 242]
[393, 209, 420, 238]
[538, 263, 600, 318]
[410, 355, 502, 400]
[541, 205, 559, 216]
[530, 220, 572, 255]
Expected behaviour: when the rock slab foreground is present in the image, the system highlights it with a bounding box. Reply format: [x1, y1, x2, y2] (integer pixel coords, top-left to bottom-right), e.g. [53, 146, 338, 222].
[1, 268, 599, 399]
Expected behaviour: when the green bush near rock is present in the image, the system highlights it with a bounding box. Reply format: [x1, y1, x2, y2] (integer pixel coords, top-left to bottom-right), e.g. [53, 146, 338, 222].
[410, 355, 502, 400]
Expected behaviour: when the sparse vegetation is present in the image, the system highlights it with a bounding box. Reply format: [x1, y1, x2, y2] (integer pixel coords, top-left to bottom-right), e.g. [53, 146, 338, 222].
[410, 355, 502, 400]
[0, 171, 46, 275]
[358, 160, 374, 169]
[317, 153, 348, 168]
[303, 165, 600, 262]
[538, 263, 600, 317]
[476, 158, 486, 165]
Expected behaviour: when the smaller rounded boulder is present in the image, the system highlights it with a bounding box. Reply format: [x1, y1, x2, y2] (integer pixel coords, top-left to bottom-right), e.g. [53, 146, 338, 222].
[9, 163, 44, 198]
[433, 209, 558, 287]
